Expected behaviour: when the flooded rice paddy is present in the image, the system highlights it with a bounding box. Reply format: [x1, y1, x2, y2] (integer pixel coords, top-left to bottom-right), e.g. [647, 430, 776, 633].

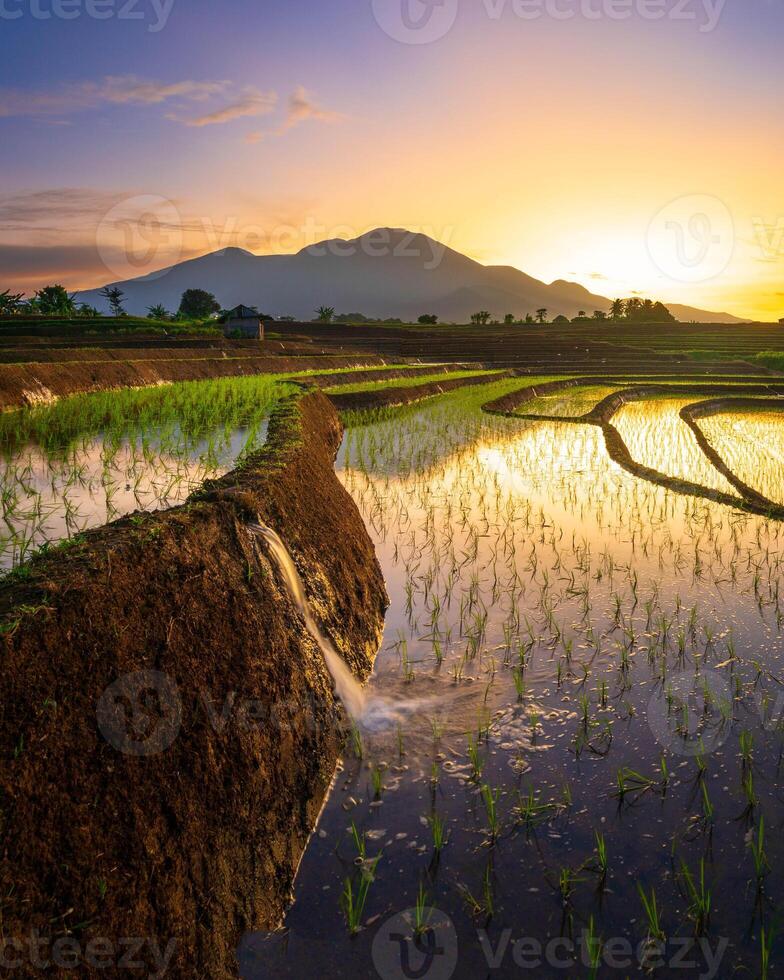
[242, 389, 784, 979]
[3, 377, 784, 977]
[0, 375, 292, 569]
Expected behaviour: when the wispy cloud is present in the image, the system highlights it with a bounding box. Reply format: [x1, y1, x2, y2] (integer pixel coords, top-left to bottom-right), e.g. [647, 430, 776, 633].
[281, 86, 343, 132]
[0, 77, 343, 144]
[173, 87, 277, 128]
[0, 76, 230, 119]
[240, 88, 343, 143]
[0, 188, 128, 233]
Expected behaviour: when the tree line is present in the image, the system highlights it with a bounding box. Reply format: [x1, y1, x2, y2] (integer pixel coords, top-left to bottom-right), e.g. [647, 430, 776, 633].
[2, 286, 677, 326]
[0, 285, 225, 321]
[462, 298, 677, 326]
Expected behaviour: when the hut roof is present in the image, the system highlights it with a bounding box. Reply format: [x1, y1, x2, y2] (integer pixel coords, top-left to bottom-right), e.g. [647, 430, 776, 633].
[224, 305, 259, 320]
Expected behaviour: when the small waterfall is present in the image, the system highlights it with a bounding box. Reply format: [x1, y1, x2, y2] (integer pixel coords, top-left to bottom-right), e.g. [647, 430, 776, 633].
[249, 521, 367, 719]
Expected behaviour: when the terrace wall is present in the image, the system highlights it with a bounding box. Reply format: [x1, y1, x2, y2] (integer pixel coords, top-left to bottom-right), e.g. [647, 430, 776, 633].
[0, 390, 387, 978]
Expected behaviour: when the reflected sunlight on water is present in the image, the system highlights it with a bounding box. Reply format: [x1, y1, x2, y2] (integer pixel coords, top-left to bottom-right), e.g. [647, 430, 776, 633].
[242, 392, 784, 978]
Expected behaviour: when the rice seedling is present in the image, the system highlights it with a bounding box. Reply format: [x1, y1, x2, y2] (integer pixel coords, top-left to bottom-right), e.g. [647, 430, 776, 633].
[585, 917, 602, 979]
[349, 725, 364, 760]
[429, 812, 448, 853]
[592, 831, 608, 883]
[749, 816, 769, 885]
[680, 858, 711, 936]
[466, 734, 484, 781]
[637, 882, 666, 942]
[760, 923, 775, 979]
[480, 783, 501, 842]
[340, 856, 379, 934]
[350, 821, 366, 862]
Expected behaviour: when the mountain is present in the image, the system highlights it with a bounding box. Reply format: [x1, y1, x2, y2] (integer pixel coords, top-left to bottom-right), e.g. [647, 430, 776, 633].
[78, 228, 745, 323]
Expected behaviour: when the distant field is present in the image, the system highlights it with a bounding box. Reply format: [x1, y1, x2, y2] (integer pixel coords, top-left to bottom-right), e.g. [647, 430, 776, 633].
[0, 315, 223, 338]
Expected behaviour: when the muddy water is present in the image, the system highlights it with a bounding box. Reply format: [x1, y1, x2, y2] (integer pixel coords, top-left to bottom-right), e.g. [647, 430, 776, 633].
[239, 398, 784, 979]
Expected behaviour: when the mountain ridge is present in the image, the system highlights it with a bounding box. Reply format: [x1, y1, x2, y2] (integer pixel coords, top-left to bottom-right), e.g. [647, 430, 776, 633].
[79, 227, 746, 323]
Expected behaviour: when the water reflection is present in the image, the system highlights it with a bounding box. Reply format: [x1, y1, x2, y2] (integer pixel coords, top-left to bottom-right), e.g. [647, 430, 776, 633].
[0, 424, 266, 569]
[701, 409, 784, 506]
[243, 395, 784, 978]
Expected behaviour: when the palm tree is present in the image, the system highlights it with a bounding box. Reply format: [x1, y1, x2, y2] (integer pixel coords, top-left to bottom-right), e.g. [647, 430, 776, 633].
[316, 306, 335, 322]
[100, 286, 126, 317]
[536, 308, 548, 324]
[147, 304, 170, 321]
[0, 289, 24, 315]
[609, 299, 625, 320]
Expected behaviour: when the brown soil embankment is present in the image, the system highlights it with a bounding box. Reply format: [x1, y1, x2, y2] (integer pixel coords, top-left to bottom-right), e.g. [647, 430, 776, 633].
[328, 370, 512, 412]
[483, 378, 587, 415]
[0, 353, 388, 410]
[0, 340, 326, 364]
[0, 390, 387, 978]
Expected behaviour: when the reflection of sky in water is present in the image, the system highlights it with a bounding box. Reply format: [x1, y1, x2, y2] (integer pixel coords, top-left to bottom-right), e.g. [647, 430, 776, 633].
[338, 408, 784, 746]
[0, 423, 267, 569]
[515, 385, 620, 417]
[701, 410, 784, 506]
[247, 399, 784, 979]
[613, 398, 737, 494]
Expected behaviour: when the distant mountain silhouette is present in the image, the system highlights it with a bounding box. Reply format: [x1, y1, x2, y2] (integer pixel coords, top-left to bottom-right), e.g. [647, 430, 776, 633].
[79, 228, 744, 323]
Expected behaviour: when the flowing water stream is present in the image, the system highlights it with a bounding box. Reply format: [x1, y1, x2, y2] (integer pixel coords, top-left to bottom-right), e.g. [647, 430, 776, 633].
[249, 521, 368, 719]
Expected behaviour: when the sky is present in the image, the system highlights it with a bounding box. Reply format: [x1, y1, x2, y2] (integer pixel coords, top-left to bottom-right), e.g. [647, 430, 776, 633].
[0, 0, 782, 320]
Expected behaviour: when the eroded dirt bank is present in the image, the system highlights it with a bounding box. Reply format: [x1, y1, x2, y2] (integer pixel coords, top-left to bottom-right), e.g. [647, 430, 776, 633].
[0, 391, 387, 978]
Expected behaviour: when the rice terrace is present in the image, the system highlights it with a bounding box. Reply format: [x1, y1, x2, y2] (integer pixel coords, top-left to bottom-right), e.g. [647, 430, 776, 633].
[0, 305, 781, 978]
[3, 0, 784, 976]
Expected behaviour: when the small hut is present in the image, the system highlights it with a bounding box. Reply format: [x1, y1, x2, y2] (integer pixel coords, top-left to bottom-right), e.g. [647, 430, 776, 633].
[222, 305, 264, 340]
